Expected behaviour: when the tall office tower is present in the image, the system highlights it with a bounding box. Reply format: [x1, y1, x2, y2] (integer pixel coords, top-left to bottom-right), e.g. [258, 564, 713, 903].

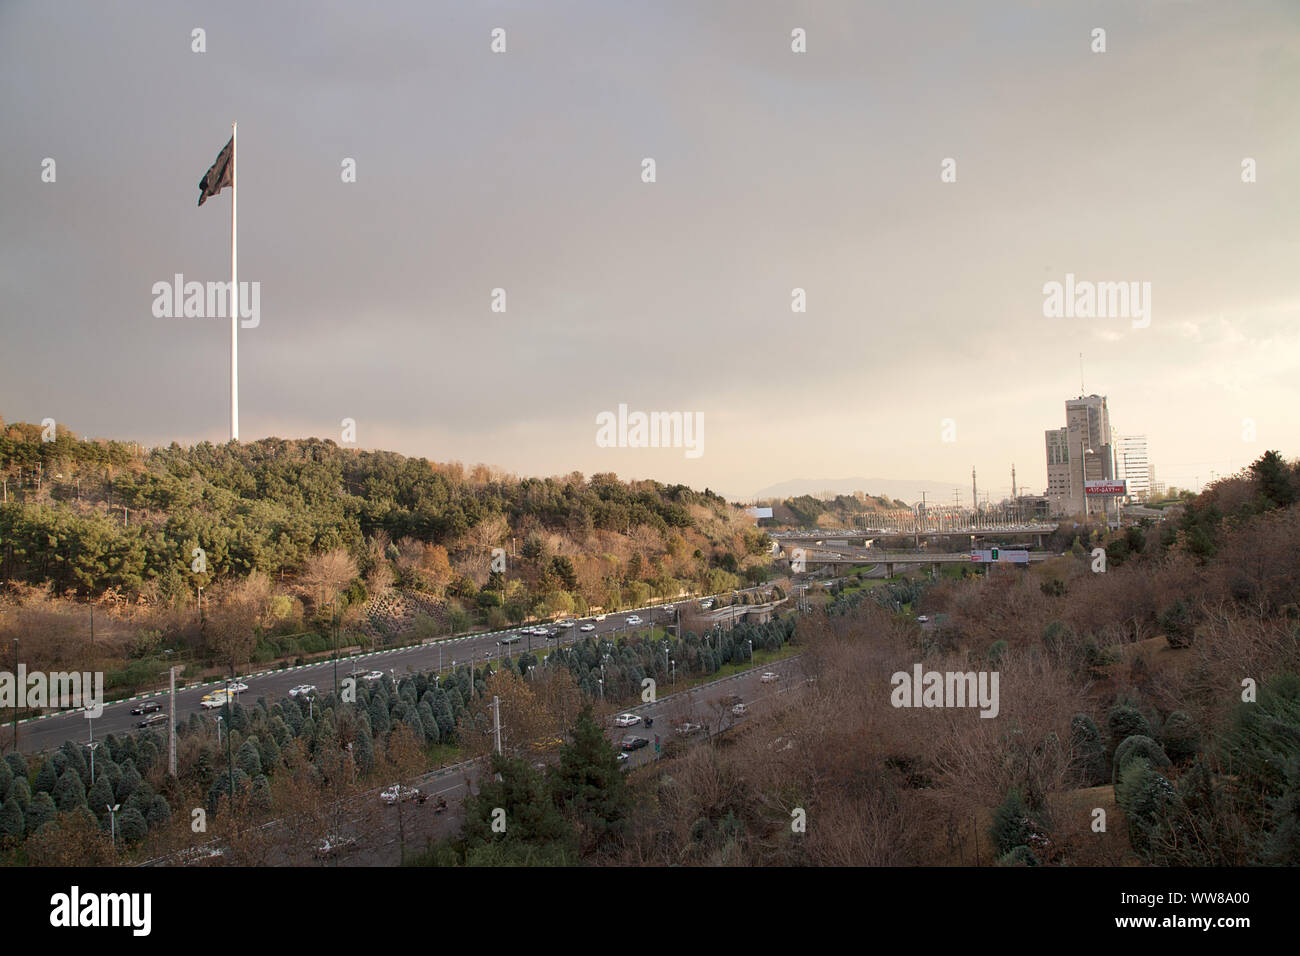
[1118, 435, 1151, 501]
[1044, 427, 1071, 516]
[1065, 394, 1117, 518]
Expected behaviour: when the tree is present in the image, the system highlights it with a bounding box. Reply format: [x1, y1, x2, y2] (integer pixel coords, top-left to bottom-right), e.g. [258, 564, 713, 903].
[116, 806, 148, 844]
[1112, 735, 1171, 783]
[1250, 450, 1297, 509]
[1069, 713, 1107, 787]
[52, 767, 86, 812]
[0, 798, 24, 844]
[25, 790, 58, 834]
[1106, 704, 1151, 750]
[989, 787, 1047, 859]
[550, 705, 632, 853]
[461, 753, 574, 863]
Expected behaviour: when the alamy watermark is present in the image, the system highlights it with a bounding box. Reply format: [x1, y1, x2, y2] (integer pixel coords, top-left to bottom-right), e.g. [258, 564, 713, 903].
[890, 664, 999, 718]
[1042, 273, 1150, 329]
[595, 404, 703, 459]
[0, 666, 104, 718]
[151, 273, 260, 328]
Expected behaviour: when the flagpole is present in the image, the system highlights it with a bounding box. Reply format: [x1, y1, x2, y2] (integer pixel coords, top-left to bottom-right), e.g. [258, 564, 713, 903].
[230, 121, 239, 442]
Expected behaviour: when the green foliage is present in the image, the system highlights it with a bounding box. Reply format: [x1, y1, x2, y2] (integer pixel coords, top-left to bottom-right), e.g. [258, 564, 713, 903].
[116, 806, 148, 844]
[25, 791, 57, 835]
[550, 704, 632, 852]
[52, 767, 86, 812]
[988, 788, 1047, 858]
[1160, 711, 1201, 763]
[997, 845, 1039, 866]
[1222, 671, 1300, 798]
[461, 754, 574, 863]
[1069, 713, 1107, 787]
[0, 798, 24, 843]
[1115, 758, 1179, 859]
[1112, 735, 1171, 783]
[1159, 599, 1196, 649]
[1106, 704, 1151, 750]
[1263, 754, 1300, 865]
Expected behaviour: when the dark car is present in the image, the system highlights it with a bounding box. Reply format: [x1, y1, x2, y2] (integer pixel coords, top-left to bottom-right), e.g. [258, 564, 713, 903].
[620, 736, 650, 752]
[130, 701, 161, 716]
[137, 712, 168, 729]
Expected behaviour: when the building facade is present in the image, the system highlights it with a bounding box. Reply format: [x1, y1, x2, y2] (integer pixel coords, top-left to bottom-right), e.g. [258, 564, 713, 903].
[1043, 394, 1120, 518]
[1117, 435, 1151, 501]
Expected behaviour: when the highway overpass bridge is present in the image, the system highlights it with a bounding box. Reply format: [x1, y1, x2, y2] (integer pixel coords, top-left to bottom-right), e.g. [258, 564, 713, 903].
[774, 545, 1054, 576]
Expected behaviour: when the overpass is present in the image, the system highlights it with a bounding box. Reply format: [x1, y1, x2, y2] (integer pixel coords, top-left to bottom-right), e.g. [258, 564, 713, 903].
[771, 522, 1058, 548]
[775, 545, 1054, 576]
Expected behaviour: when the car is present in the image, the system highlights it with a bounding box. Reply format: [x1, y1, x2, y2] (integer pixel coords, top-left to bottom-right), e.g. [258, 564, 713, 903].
[620, 736, 650, 751]
[700, 600, 714, 609]
[289, 684, 317, 698]
[130, 701, 160, 716]
[314, 834, 358, 859]
[500, 635, 521, 646]
[380, 784, 427, 806]
[625, 615, 642, 625]
[594, 614, 607, 622]
[760, 672, 779, 683]
[547, 629, 559, 638]
[137, 712, 168, 728]
[616, 752, 630, 764]
[580, 623, 596, 632]
[661, 605, 674, 613]
[199, 694, 227, 710]
[732, 703, 747, 716]
[226, 681, 249, 694]
[614, 713, 642, 727]
[360, 670, 385, 682]
[675, 722, 703, 737]
[916, 615, 930, 624]
[560, 620, 575, 628]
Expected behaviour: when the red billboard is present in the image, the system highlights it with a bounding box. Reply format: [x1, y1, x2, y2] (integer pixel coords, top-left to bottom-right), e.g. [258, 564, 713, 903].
[1084, 479, 1126, 496]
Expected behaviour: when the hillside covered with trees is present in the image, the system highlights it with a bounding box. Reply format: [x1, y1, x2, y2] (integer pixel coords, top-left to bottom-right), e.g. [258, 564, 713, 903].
[0, 418, 770, 689]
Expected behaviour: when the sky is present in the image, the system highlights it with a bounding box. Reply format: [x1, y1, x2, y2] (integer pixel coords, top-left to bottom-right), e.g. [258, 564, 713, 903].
[2, 0, 1297, 503]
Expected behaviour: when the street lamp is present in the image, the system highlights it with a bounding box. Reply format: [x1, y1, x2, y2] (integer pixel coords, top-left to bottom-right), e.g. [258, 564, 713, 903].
[106, 803, 121, 848]
[670, 659, 676, 685]
[85, 740, 99, 784]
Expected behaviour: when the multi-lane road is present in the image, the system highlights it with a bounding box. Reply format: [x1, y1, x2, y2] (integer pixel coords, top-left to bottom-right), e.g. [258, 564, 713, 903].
[11, 597, 725, 755]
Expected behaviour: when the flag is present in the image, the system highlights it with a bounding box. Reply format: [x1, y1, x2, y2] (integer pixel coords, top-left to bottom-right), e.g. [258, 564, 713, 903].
[197, 136, 234, 206]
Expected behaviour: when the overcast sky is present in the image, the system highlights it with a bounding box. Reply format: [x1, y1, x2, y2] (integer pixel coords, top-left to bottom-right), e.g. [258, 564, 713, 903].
[2, 0, 1297, 501]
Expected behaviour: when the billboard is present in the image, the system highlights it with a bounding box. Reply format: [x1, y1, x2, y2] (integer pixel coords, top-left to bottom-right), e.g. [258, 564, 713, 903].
[746, 507, 774, 519]
[1084, 479, 1126, 496]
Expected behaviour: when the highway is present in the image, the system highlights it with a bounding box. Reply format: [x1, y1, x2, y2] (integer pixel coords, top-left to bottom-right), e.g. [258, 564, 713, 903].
[148, 654, 809, 866]
[11, 595, 746, 756]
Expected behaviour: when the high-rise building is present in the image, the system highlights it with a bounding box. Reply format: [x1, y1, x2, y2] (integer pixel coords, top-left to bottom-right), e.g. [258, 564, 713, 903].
[1043, 394, 1119, 518]
[1044, 427, 1071, 514]
[1117, 435, 1150, 501]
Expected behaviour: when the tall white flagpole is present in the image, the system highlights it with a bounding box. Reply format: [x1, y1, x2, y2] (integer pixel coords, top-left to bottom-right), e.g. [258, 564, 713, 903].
[230, 121, 239, 442]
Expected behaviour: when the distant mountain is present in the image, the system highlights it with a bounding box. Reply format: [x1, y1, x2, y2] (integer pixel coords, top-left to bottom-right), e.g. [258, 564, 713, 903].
[748, 477, 969, 509]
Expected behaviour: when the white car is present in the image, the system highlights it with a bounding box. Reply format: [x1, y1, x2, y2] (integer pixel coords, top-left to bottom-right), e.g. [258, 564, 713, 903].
[760, 672, 779, 683]
[580, 623, 596, 632]
[916, 615, 930, 624]
[675, 722, 703, 737]
[226, 681, 249, 694]
[625, 615, 642, 625]
[732, 703, 747, 716]
[700, 600, 714, 609]
[199, 694, 227, 710]
[289, 684, 317, 698]
[380, 784, 426, 806]
[560, 620, 575, 628]
[361, 671, 385, 682]
[614, 713, 642, 727]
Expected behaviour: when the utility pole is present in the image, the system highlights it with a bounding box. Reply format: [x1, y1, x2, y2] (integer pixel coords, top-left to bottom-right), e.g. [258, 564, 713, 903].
[971, 468, 978, 517]
[168, 666, 177, 776]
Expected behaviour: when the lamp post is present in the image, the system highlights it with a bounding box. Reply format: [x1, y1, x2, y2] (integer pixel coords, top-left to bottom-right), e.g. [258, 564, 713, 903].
[85, 740, 99, 785]
[106, 803, 121, 848]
